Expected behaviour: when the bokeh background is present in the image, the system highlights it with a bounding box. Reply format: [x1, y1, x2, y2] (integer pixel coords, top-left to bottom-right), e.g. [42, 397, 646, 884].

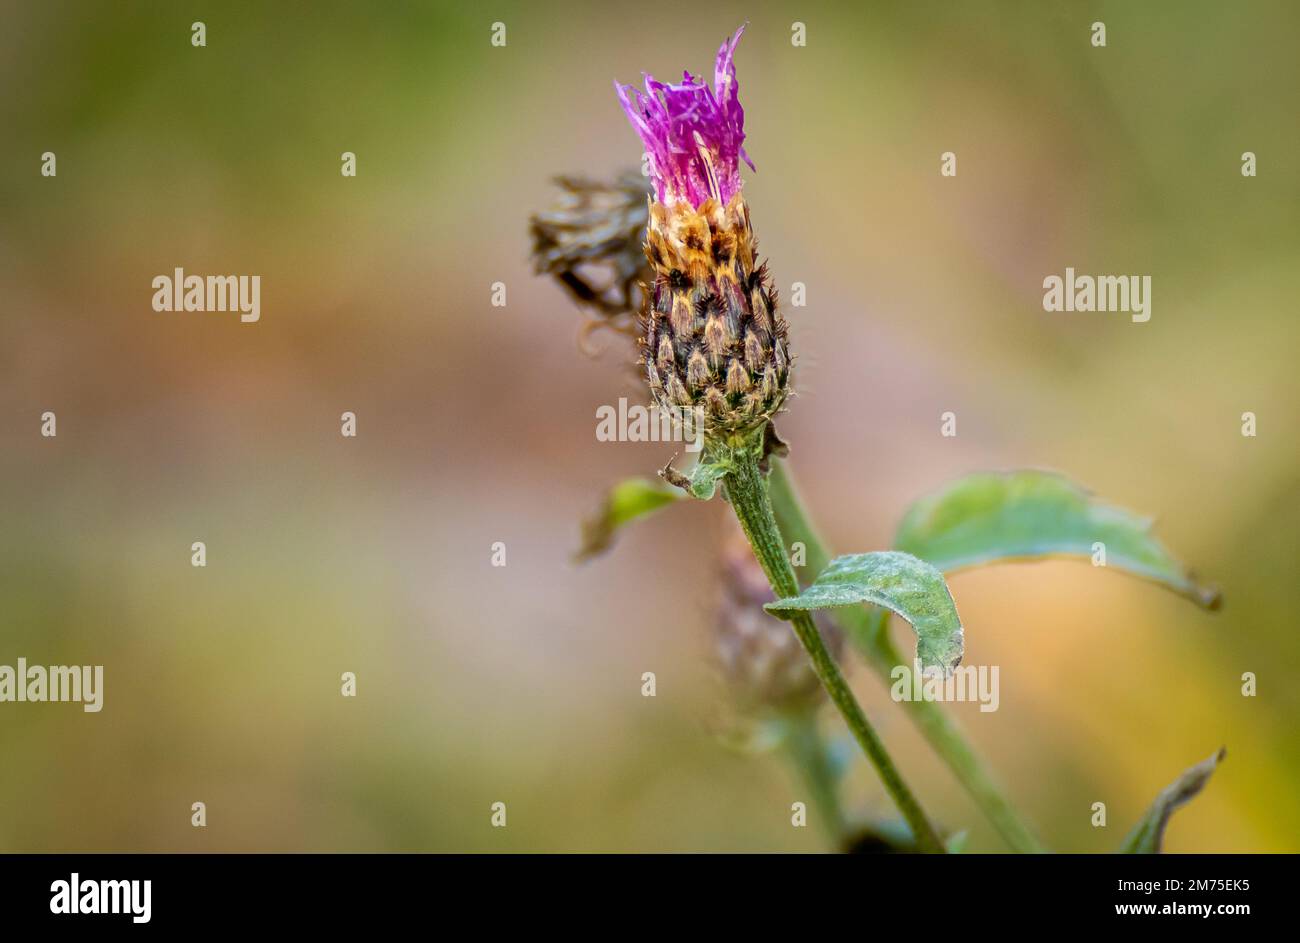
[1, 0, 1296, 852]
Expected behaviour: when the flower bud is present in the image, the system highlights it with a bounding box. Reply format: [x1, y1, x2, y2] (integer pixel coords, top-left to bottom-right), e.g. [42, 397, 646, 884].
[714, 534, 840, 713]
[529, 171, 652, 344]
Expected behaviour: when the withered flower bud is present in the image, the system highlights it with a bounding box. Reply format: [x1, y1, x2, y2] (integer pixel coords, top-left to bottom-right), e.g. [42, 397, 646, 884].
[714, 534, 840, 713]
[529, 172, 652, 345]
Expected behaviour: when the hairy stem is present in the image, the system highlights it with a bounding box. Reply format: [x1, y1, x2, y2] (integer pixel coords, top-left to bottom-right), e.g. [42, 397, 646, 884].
[767, 459, 1048, 853]
[723, 444, 945, 853]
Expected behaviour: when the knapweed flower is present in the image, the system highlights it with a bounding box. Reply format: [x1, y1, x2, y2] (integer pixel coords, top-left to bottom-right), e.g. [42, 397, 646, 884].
[616, 26, 753, 209]
[617, 25, 791, 442]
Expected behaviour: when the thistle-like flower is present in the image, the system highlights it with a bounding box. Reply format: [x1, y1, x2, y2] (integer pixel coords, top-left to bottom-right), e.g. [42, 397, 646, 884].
[617, 25, 791, 442]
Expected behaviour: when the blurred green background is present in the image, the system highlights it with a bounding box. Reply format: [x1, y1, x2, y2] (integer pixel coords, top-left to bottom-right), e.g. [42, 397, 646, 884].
[1, 0, 1296, 852]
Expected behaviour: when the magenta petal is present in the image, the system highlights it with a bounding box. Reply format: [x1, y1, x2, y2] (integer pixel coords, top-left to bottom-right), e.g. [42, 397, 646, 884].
[615, 24, 752, 207]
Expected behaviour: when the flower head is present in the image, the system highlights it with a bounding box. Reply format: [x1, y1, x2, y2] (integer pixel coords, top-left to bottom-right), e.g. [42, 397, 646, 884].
[618, 24, 790, 445]
[616, 25, 754, 208]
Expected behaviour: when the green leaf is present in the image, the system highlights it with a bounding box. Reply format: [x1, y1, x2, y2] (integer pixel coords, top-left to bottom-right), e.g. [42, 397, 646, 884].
[766, 551, 964, 674]
[894, 471, 1220, 609]
[1121, 748, 1226, 853]
[574, 478, 680, 562]
[687, 460, 731, 500]
[662, 456, 732, 500]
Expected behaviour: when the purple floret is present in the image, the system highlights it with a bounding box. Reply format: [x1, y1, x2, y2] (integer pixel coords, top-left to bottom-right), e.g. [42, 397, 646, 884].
[616, 25, 754, 208]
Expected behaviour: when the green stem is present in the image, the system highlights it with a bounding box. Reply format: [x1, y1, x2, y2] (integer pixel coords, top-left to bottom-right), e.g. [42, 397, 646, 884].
[781, 710, 847, 846]
[723, 443, 946, 853]
[768, 459, 1049, 853]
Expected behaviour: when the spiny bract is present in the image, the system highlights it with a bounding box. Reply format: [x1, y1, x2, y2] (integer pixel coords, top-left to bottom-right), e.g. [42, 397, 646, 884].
[640, 196, 789, 437]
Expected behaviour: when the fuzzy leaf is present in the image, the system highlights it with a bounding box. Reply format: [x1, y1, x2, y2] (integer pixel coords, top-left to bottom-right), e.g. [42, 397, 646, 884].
[575, 478, 680, 562]
[766, 551, 964, 674]
[688, 461, 731, 499]
[894, 471, 1220, 609]
[662, 456, 732, 500]
[1121, 748, 1226, 853]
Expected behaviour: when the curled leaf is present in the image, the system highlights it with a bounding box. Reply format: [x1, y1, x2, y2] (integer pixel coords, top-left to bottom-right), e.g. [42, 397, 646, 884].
[575, 478, 680, 562]
[895, 471, 1220, 609]
[766, 551, 964, 675]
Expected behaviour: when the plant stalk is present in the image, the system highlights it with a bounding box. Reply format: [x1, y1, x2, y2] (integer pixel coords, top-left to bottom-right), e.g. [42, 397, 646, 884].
[723, 444, 946, 853]
[767, 458, 1048, 853]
